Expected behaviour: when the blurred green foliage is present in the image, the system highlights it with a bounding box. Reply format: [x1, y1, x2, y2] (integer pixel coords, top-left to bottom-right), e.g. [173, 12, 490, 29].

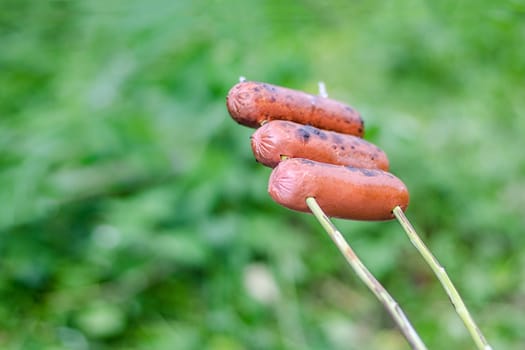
[1, 0, 524, 349]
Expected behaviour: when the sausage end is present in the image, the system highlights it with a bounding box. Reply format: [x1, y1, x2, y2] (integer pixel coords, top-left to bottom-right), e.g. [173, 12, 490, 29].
[226, 82, 261, 128]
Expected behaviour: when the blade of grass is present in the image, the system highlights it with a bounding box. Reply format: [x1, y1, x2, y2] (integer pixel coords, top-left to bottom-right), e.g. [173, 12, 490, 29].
[393, 206, 492, 350]
[306, 197, 428, 350]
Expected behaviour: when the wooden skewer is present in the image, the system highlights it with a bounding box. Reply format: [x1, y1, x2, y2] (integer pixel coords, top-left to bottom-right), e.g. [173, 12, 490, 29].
[393, 206, 492, 350]
[306, 197, 428, 350]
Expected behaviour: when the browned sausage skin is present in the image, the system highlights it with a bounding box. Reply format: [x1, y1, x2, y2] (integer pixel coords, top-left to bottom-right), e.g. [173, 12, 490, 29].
[268, 158, 409, 221]
[227, 81, 364, 137]
[251, 120, 389, 170]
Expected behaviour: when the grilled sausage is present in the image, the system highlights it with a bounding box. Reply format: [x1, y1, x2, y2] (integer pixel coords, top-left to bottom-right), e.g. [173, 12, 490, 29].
[251, 120, 389, 170]
[227, 81, 364, 136]
[268, 158, 409, 221]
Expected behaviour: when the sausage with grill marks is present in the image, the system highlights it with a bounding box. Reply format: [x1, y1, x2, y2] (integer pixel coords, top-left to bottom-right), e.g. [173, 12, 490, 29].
[251, 120, 389, 170]
[227, 81, 364, 137]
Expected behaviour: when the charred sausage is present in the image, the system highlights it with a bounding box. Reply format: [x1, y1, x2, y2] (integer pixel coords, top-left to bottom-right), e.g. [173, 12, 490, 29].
[251, 120, 389, 170]
[227, 81, 364, 136]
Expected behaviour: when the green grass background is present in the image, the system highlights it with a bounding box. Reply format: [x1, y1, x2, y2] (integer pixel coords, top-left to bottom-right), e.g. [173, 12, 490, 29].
[1, 1, 524, 349]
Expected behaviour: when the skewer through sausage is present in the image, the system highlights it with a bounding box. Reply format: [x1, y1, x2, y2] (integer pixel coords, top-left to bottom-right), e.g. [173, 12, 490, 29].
[251, 120, 389, 170]
[268, 158, 409, 221]
[227, 81, 364, 137]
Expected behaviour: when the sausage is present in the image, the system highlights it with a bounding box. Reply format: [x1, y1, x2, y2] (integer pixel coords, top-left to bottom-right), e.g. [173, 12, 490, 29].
[268, 158, 409, 221]
[226, 81, 364, 137]
[251, 120, 389, 170]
